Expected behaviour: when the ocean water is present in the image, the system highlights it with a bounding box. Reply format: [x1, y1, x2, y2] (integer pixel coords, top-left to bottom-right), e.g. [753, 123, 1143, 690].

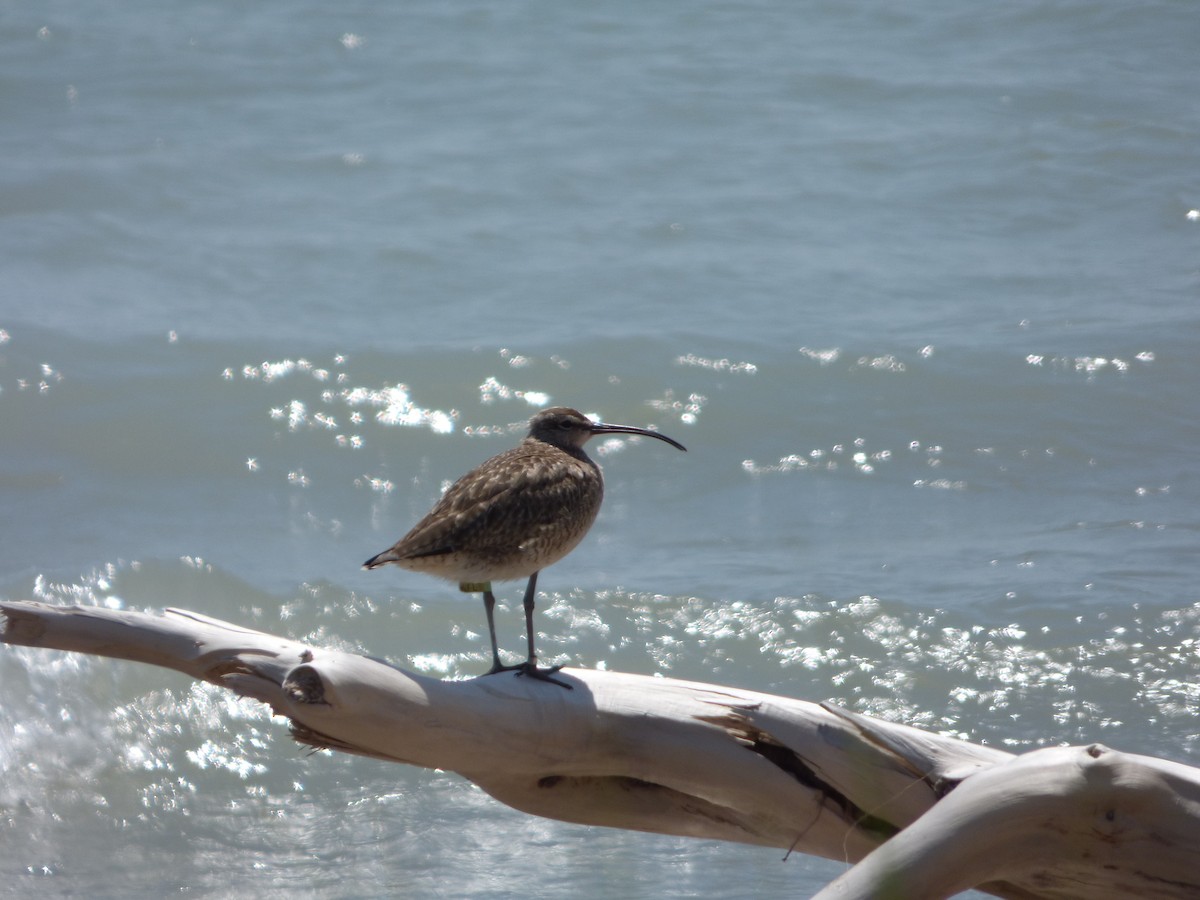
[2, 1, 1198, 896]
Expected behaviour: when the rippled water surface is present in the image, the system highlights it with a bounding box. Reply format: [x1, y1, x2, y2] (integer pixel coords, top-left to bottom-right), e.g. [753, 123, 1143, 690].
[3, 1, 1198, 896]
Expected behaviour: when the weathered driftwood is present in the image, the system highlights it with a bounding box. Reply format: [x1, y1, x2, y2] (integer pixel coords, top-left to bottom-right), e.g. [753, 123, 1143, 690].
[3, 600, 1198, 899]
[812, 743, 1200, 900]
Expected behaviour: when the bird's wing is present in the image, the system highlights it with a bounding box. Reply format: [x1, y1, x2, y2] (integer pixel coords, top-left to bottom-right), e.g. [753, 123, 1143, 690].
[388, 448, 598, 560]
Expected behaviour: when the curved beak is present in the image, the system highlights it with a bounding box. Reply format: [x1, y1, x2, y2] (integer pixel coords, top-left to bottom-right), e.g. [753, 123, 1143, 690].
[588, 422, 687, 452]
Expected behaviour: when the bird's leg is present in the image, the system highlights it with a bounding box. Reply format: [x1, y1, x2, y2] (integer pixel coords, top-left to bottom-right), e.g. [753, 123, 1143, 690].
[522, 571, 539, 663]
[482, 588, 521, 675]
[515, 571, 572, 690]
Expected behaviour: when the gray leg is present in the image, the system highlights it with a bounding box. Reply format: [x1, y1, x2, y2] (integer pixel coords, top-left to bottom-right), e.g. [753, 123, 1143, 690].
[483, 589, 521, 675]
[515, 572, 572, 690]
[522, 571, 539, 663]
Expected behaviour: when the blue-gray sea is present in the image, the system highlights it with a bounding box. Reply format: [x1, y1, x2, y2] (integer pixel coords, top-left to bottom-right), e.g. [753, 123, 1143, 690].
[2, 1, 1198, 897]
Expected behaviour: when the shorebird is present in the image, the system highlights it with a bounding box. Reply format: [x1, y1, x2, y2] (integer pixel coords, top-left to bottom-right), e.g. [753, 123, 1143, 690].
[363, 406, 686, 688]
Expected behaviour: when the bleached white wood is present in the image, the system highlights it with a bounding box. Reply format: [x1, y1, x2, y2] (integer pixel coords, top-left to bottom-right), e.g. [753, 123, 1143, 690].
[4, 599, 1199, 899]
[813, 744, 1200, 900]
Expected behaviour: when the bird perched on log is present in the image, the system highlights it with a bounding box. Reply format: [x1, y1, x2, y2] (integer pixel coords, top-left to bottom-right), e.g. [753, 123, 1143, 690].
[363, 406, 686, 688]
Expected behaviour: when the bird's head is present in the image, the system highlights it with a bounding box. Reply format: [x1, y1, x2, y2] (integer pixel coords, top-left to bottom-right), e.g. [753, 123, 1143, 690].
[527, 407, 687, 452]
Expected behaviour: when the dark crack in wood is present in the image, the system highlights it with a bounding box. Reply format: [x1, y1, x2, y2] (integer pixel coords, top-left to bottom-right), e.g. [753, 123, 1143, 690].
[699, 710, 899, 841]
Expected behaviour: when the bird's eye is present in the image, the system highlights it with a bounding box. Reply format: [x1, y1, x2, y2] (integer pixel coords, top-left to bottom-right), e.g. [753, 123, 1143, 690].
[558, 419, 574, 429]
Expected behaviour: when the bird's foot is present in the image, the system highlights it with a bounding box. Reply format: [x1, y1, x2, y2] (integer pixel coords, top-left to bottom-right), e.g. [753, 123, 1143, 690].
[514, 660, 573, 690]
[485, 660, 525, 676]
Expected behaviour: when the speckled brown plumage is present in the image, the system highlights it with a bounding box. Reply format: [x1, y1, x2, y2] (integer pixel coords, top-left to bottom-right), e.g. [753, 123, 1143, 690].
[363, 406, 686, 688]
[366, 442, 603, 585]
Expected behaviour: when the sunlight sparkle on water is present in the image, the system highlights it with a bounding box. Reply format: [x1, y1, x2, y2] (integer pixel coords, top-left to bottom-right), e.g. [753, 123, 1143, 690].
[354, 475, 394, 493]
[647, 389, 706, 425]
[410, 653, 459, 675]
[187, 739, 268, 779]
[798, 346, 841, 365]
[856, 354, 907, 373]
[347, 385, 453, 432]
[674, 353, 757, 375]
[235, 357, 456, 439]
[1025, 353, 1155, 376]
[365, 385, 455, 432]
[478, 375, 551, 407]
[742, 438, 891, 476]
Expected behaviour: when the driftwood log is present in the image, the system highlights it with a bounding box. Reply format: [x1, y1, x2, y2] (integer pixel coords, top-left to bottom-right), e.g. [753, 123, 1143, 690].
[3, 600, 1198, 899]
